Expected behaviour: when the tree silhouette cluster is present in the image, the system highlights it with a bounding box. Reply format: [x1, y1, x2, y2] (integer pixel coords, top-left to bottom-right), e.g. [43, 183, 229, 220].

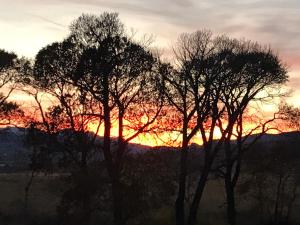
[1, 12, 293, 225]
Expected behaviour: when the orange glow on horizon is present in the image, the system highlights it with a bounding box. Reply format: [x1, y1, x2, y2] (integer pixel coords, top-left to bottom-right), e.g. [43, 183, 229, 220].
[0, 114, 294, 148]
[1, 99, 294, 148]
[87, 119, 178, 147]
[86, 118, 290, 147]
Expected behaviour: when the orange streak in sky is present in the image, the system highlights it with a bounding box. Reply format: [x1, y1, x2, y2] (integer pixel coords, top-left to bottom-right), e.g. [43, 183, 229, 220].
[2, 108, 292, 148]
[87, 119, 287, 147]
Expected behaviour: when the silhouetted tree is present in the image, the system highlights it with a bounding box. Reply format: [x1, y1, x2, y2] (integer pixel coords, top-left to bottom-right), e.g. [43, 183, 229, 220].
[214, 41, 287, 225]
[26, 12, 163, 225]
[0, 49, 24, 125]
[162, 30, 222, 225]
[68, 13, 163, 225]
[166, 32, 287, 225]
[279, 103, 300, 130]
[20, 38, 104, 225]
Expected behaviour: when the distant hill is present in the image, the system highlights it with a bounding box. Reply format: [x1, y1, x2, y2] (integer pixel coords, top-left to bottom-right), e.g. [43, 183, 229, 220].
[0, 127, 154, 171]
[0, 127, 299, 171]
[0, 127, 28, 170]
[243, 131, 300, 160]
[244, 131, 300, 145]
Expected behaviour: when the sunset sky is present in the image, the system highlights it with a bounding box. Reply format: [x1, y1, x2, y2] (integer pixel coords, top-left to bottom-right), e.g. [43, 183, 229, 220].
[1, 0, 300, 106]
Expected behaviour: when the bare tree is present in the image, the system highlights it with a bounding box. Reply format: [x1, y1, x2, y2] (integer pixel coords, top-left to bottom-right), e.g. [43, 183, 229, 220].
[167, 32, 287, 225]
[214, 41, 287, 225]
[279, 103, 300, 130]
[163, 31, 236, 225]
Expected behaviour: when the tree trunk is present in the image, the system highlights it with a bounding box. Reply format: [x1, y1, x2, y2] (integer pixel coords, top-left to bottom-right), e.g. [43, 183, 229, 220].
[187, 160, 211, 225]
[225, 173, 236, 225]
[175, 123, 189, 225]
[101, 72, 123, 225]
[111, 111, 127, 225]
[81, 158, 92, 225]
[24, 170, 35, 212]
[223, 127, 237, 225]
[273, 174, 283, 225]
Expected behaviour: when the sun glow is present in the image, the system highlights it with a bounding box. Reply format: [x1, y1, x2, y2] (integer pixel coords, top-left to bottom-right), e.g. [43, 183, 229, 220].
[87, 119, 178, 147]
[0, 110, 291, 148]
[3, 91, 291, 148]
[86, 117, 286, 147]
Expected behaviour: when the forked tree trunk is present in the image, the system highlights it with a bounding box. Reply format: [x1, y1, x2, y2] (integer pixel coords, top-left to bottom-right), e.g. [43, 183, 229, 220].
[223, 126, 237, 225]
[175, 123, 189, 225]
[101, 73, 124, 225]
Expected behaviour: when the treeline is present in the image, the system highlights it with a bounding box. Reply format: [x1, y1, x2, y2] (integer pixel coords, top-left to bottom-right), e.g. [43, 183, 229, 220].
[0, 12, 299, 225]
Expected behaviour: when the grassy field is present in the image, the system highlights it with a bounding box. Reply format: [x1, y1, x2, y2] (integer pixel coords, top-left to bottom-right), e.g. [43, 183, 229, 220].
[0, 173, 299, 225]
[0, 173, 63, 225]
[0, 172, 230, 225]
